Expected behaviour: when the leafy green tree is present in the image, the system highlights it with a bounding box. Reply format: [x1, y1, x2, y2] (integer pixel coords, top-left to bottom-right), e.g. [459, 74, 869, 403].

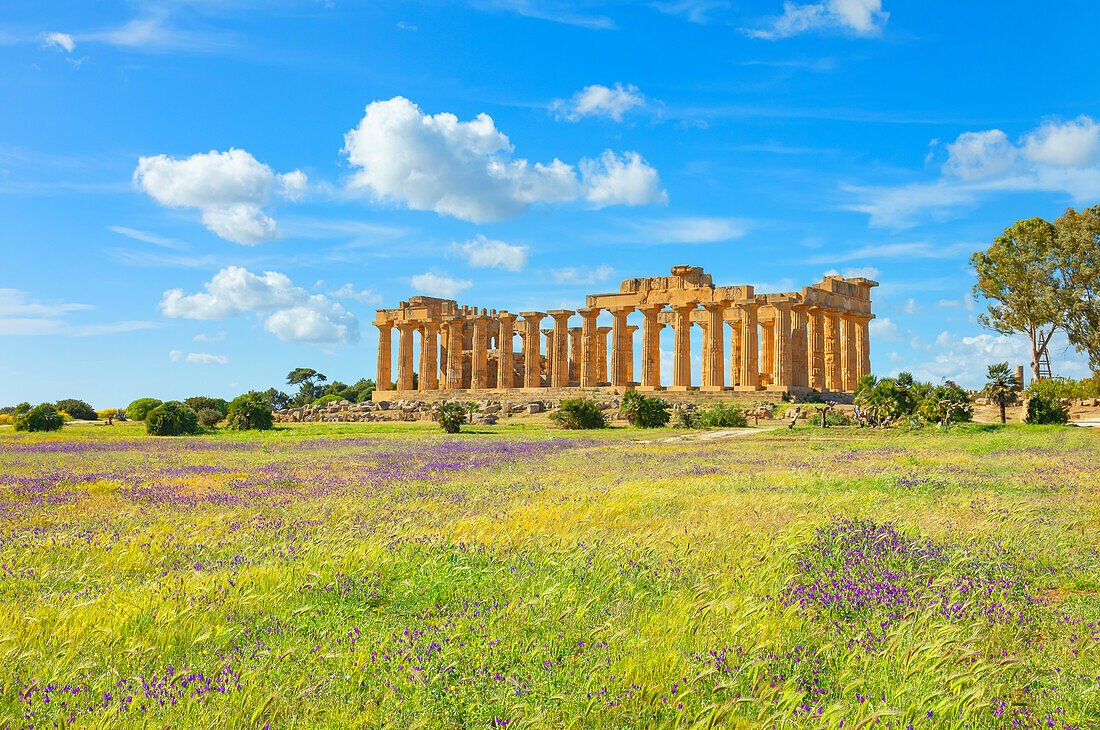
[1025, 395, 1069, 425]
[983, 362, 1021, 424]
[184, 396, 229, 416]
[14, 403, 64, 432]
[438, 403, 466, 434]
[126, 398, 163, 422]
[919, 383, 973, 427]
[55, 399, 97, 421]
[971, 218, 1061, 382]
[145, 401, 199, 436]
[227, 392, 274, 431]
[262, 388, 291, 411]
[1054, 206, 1100, 376]
[620, 390, 670, 428]
[196, 408, 223, 428]
[550, 398, 608, 429]
[287, 368, 327, 406]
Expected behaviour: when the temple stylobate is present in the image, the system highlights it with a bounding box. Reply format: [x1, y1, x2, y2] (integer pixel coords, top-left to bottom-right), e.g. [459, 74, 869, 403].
[371, 265, 876, 400]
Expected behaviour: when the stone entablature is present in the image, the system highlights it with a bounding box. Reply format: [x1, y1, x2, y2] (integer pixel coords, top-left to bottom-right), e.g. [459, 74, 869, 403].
[372, 266, 876, 398]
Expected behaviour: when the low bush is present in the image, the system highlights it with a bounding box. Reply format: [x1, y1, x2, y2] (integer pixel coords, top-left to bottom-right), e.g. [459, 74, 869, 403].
[126, 398, 163, 422]
[918, 383, 973, 426]
[694, 403, 748, 428]
[226, 393, 274, 431]
[184, 397, 229, 416]
[145, 401, 199, 436]
[96, 408, 126, 423]
[57, 410, 73, 422]
[55, 399, 97, 421]
[14, 404, 64, 432]
[620, 390, 670, 428]
[550, 398, 608, 430]
[439, 403, 466, 434]
[1025, 395, 1069, 425]
[312, 394, 343, 406]
[670, 408, 695, 429]
[197, 408, 224, 428]
[0, 414, 12, 425]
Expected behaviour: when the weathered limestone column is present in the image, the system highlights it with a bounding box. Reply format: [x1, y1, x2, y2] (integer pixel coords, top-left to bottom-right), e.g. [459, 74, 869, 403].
[597, 326, 612, 383]
[497, 312, 516, 389]
[520, 312, 545, 388]
[542, 329, 555, 386]
[397, 321, 416, 391]
[699, 321, 709, 388]
[854, 315, 871, 381]
[791, 304, 809, 389]
[548, 310, 573, 388]
[671, 304, 695, 389]
[638, 305, 663, 389]
[824, 310, 842, 391]
[568, 327, 581, 384]
[841, 313, 858, 392]
[702, 302, 727, 390]
[471, 314, 488, 389]
[609, 306, 634, 387]
[760, 321, 775, 383]
[625, 325, 638, 383]
[444, 317, 465, 390]
[728, 320, 742, 387]
[739, 302, 760, 390]
[808, 307, 825, 390]
[772, 301, 793, 388]
[577, 307, 600, 387]
[375, 321, 392, 391]
[418, 322, 439, 391]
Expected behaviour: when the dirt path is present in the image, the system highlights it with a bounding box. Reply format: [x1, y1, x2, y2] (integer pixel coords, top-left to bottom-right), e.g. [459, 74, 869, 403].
[630, 427, 779, 444]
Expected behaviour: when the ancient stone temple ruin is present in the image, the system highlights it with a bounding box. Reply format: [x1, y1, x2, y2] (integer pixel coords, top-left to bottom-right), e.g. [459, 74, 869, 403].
[372, 266, 876, 400]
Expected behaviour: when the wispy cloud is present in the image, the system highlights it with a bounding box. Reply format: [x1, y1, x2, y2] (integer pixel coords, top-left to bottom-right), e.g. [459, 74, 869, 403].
[469, 1, 616, 29]
[805, 241, 975, 264]
[615, 216, 750, 245]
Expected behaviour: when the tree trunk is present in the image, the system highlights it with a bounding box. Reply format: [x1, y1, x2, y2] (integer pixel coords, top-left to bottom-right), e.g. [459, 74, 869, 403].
[999, 401, 1006, 424]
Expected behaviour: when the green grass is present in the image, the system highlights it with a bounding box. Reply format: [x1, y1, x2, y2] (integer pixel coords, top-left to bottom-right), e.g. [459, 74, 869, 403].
[0, 422, 1098, 728]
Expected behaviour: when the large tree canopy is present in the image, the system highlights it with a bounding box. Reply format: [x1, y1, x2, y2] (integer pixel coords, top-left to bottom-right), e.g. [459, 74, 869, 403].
[1054, 206, 1100, 373]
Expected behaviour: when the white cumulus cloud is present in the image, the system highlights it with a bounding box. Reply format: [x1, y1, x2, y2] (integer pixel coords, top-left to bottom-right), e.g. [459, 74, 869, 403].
[410, 272, 472, 299]
[341, 97, 666, 222]
[743, 0, 888, 40]
[186, 352, 228, 365]
[868, 317, 900, 341]
[581, 151, 667, 207]
[551, 83, 647, 122]
[160, 266, 359, 345]
[1022, 116, 1100, 168]
[455, 234, 528, 272]
[169, 349, 183, 362]
[41, 32, 75, 52]
[328, 284, 381, 304]
[133, 148, 306, 245]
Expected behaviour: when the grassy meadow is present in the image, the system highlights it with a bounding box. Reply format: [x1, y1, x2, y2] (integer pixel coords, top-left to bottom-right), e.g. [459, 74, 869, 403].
[1, 421, 1099, 729]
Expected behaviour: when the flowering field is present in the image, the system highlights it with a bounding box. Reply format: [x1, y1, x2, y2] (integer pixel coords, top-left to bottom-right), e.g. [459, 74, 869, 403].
[2, 422, 1099, 729]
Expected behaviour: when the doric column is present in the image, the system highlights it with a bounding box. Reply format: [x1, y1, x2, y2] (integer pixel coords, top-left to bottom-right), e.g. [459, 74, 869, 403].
[375, 321, 392, 391]
[497, 312, 516, 389]
[728, 320, 741, 387]
[791, 305, 809, 389]
[548, 310, 573, 388]
[854, 315, 871, 381]
[397, 321, 416, 391]
[638, 305, 663, 388]
[773, 301, 793, 388]
[699, 320, 709, 388]
[542, 328, 555, 386]
[471, 314, 488, 389]
[608, 306, 633, 387]
[577, 307, 600, 387]
[841, 313, 858, 391]
[760, 320, 775, 384]
[597, 326, 612, 383]
[824, 310, 842, 391]
[739, 302, 760, 389]
[444, 317, 465, 390]
[671, 304, 695, 389]
[625, 325, 638, 383]
[418, 322, 439, 391]
[808, 307, 825, 390]
[702, 302, 727, 390]
[519, 312, 545, 388]
[568, 327, 581, 384]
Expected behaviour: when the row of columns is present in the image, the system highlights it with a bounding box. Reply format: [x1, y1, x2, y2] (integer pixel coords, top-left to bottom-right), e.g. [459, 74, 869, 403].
[376, 303, 870, 392]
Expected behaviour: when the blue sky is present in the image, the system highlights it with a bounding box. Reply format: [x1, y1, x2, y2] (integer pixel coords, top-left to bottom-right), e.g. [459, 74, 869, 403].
[2, 0, 1098, 407]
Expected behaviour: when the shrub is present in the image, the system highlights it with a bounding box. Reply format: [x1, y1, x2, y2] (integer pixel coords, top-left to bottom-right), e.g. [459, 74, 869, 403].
[919, 383, 973, 426]
[0, 414, 12, 425]
[57, 411, 73, 422]
[620, 390, 670, 428]
[97, 408, 121, 423]
[197, 408, 223, 428]
[694, 403, 748, 428]
[439, 403, 466, 434]
[55, 399, 97, 421]
[145, 401, 199, 436]
[184, 397, 229, 416]
[825, 409, 852, 426]
[1025, 395, 1069, 425]
[550, 398, 608, 430]
[14, 404, 64, 432]
[127, 398, 163, 422]
[226, 393, 274, 431]
[312, 394, 343, 406]
[1024, 378, 1079, 402]
[14, 402, 31, 415]
[670, 407, 695, 429]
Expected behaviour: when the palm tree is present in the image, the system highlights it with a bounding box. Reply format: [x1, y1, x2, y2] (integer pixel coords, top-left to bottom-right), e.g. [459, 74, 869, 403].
[984, 362, 1020, 424]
